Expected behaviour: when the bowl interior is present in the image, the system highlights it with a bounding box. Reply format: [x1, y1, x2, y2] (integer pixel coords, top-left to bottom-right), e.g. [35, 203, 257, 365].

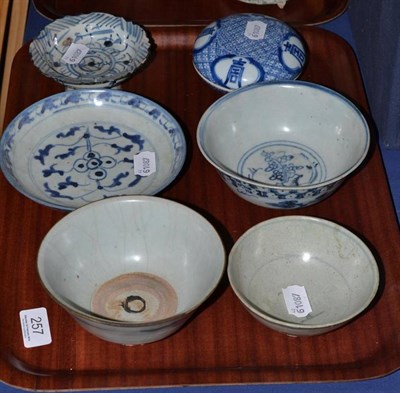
[0, 90, 186, 210]
[38, 196, 225, 323]
[198, 82, 369, 188]
[228, 216, 379, 328]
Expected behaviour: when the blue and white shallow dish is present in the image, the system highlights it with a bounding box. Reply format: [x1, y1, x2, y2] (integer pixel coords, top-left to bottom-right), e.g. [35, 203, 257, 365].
[197, 81, 370, 209]
[192, 13, 306, 93]
[29, 12, 150, 89]
[0, 90, 186, 210]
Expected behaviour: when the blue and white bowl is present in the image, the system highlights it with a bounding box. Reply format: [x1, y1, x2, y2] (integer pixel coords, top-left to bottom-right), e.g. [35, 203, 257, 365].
[197, 81, 370, 209]
[192, 13, 306, 93]
[0, 90, 186, 210]
[29, 12, 150, 89]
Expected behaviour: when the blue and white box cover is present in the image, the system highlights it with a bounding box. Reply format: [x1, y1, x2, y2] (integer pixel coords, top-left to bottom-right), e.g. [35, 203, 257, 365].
[193, 13, 306, 92]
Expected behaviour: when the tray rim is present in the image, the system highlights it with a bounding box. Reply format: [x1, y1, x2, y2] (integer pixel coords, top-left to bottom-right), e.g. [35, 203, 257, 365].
[30, 0, 350, 27]
[1, 25, 400, 391]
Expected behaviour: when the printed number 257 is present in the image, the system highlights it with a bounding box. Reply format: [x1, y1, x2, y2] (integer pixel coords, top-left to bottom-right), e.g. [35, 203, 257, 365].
[31, 316, 44, 334]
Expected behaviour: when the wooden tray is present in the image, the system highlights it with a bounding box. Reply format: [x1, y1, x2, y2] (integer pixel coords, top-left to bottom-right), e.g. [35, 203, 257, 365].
[32, 0, 349, 26]
[1, 26, 400, 391]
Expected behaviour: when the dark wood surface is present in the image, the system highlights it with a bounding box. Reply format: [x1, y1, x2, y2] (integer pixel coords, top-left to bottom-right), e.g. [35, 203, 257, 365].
[1, 25, 400, 390]
[32, 0, 349, 26]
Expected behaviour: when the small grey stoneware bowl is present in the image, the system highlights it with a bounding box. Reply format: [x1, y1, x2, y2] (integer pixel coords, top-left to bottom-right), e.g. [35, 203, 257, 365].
[29, 12, 150, 89]
[0, 89, 186, 210]
[228, 216, 380, 336]
[193, 13, 306, 93]
[197, 81, 370, 209]
[37, 195, 226, 345]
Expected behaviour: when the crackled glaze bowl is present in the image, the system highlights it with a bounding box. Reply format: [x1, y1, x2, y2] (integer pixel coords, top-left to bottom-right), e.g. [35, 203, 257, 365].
[29, 12, 150, 89]
[197, 81, 370, 209]
[37, 196, 226, 345]
[0, 89, 186, 210]
[228, 216, 380, 336]
[192, 13, 306, 93]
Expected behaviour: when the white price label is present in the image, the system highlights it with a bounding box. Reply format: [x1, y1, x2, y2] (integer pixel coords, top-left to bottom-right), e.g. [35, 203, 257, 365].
[282, 285, 312, 318]
[244, 21, 268, 40]
[61, 43, 90, 64]
[134, 151, 156, 176]
[277, 0, 288, 8]
[20, 307, 52, 348]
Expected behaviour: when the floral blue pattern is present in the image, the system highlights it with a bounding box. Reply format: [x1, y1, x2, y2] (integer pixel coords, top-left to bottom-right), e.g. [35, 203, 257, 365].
[238, 141, 326, 187]
[220, 172, 336, 209]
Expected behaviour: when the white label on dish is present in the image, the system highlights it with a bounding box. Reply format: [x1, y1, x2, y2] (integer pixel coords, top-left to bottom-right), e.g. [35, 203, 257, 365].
[134, 151, 156, 176]
[282, 285, 312, 318]
[61, 43, 90, 64]
[244, 21, 267, 40]
[19, 307, 52, 348]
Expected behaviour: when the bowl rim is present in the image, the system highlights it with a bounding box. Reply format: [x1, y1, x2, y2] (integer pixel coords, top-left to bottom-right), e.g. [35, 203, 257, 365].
[37, 195, 226, 327]
[197, 80, 371, 191]
[0, 89, 187, 211]
[227, 215, 380, 330]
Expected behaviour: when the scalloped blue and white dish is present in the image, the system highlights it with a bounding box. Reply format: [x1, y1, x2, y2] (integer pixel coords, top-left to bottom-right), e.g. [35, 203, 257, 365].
[192, 13, 306, 93]
[197, 81, 370, 209]
[29, 12, 150, 89]
[0, 90, 186, 210]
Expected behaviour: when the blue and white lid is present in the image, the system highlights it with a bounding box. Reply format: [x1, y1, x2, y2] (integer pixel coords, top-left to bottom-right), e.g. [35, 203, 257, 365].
[193, 13, 307, 92]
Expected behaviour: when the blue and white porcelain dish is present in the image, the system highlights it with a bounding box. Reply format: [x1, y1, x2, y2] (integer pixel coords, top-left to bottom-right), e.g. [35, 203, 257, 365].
[197, 81, 370, 209]
[29, 12, 150, 89]
[192, 13, 306, 93]
[0, 90, 186, 210]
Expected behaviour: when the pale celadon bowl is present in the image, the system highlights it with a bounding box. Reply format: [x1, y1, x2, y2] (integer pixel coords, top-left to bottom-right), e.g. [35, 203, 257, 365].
[37, 196, 226, 345]
[228, 216, 380, 336]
